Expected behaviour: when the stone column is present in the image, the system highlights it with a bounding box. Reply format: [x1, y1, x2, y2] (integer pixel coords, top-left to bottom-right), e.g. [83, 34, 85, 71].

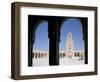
[28, 16, 34, 66]
[48, 18, 60, 65]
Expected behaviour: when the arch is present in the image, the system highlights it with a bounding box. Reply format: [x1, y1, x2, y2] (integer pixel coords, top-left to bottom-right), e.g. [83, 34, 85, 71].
[60, 18, 84, 50]
[38, 53, 40, 58]
[28, 18, 49, 66]
[60, 17, 83, 27]
[33, 20, 49, 51]
[35, 53, 38, 58]
[59, 17, 85, 59]
[40, 53, 42, 58]
[32, 53, 34, 58]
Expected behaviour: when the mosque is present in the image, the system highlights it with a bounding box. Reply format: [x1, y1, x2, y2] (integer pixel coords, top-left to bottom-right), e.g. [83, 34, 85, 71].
[32, 32, 85, 66]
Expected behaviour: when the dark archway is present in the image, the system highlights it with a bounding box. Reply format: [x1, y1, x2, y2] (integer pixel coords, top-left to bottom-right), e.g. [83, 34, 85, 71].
[28, 15, 61, 66]
[59, 17, 88, 64]
[32, 21, 49, 66]
[60, 18, 84, 51]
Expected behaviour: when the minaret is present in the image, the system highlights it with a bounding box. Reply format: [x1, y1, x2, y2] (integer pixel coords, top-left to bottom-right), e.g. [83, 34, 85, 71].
[66, 32, 74, 58]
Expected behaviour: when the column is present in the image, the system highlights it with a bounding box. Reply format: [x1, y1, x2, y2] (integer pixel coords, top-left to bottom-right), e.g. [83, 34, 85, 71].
[48, 18, 61, 65]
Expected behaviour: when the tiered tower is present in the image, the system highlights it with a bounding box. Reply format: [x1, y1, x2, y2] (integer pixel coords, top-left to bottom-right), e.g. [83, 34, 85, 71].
[66, 32, 74, 58]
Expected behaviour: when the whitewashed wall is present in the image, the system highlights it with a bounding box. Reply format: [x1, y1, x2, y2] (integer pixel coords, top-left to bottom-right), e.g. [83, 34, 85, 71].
[32, 51, 84, 66]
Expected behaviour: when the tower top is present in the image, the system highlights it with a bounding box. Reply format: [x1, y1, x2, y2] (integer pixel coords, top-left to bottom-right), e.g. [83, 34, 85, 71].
[68, 32, 72, 38]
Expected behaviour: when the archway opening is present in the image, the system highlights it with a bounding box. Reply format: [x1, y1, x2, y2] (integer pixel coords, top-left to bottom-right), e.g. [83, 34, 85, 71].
[32, 20, 49, 66]
[33, 21, 49, 51]
[59, 18, 85, 65]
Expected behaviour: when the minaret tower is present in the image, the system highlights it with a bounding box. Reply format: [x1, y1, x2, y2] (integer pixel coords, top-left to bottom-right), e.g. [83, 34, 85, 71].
[66, 32, 74, 58]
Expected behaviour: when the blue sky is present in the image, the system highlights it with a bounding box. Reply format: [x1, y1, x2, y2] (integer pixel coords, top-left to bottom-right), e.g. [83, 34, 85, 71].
[33, 21, 49, 51]
[33, 18, 84, 51]
[59, 18, 84, 51]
